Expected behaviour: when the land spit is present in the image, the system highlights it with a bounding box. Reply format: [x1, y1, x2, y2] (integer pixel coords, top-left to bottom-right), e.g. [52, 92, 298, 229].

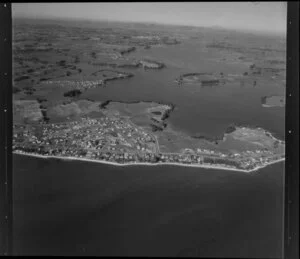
[13, 151, 285, 173]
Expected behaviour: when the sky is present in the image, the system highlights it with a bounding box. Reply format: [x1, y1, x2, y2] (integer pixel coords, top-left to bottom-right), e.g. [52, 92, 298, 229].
[12, 2, 287, 35]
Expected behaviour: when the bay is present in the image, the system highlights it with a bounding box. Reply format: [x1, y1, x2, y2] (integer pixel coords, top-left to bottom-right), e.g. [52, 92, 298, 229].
[13, 154, 284, 257]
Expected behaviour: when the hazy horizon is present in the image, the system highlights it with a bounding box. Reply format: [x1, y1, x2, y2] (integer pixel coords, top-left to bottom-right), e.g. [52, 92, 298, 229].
[12, 2, 287, 36]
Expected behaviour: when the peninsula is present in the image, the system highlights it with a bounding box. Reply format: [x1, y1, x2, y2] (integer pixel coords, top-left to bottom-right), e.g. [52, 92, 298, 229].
[12, 18, 286, 174]
[13, 103, 285, 173]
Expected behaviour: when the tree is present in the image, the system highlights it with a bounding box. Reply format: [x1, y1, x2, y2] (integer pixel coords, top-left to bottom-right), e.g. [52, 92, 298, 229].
[37, 97, 47, 103]
[261, 96, 267, 104]
[63, 89, 82, 97]
[99, 100, 110, 109]
[13, 86, 21, 94]
[225, 124, 236, 134]
[91, 52, 97, 59]
[57, 60, 66, 66]
[41, 110, 47, 117]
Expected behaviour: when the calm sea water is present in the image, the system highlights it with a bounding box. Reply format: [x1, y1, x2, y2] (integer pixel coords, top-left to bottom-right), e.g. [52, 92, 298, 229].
[13, 34, 285, 257]
[82, 40, 285, 139]
[13, 155, 284, 257]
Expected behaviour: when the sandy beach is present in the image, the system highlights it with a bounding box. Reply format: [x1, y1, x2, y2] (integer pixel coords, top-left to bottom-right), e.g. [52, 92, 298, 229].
[13, 151, 285, 173]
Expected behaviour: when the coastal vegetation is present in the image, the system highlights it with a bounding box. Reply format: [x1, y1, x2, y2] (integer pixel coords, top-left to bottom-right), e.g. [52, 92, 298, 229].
[225, 124, 237, 134]
[13, 100, 44, 124]
[98, 100, 175, 131]
[36, 97, 48, 103]
[13, 86, 22, 94]
[150, 124, 164, 132]
[119, 46, 136, 55]
[14, 75, 30, 82]
[47, 99, 103, 122]
[23, 86, 36, 95]
[99, 100, 111, 109]
[151, 111, 162, 115]
[63, 89, 82, 97]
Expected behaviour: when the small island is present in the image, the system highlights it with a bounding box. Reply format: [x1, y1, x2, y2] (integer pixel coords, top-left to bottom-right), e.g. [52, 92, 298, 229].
[139, 59, 165, 69]
[176, 72, 223, 87]
[40, 69, 134, 94]
[92, 59, 165, 70]
[261, 95, 285, 107]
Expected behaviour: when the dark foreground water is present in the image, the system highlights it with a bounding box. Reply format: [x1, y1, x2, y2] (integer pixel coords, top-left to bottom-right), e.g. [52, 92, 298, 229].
[13, 154, 284, 257]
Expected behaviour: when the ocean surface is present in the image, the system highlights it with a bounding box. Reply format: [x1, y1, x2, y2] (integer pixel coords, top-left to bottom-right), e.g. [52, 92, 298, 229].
[13, 30, 285, 257]
[13, 155, 284, 257]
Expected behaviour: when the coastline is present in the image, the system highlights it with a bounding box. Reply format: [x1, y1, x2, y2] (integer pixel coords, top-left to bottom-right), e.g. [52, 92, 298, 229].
[13, 151, 285, 173]
[262, 104, 285, 108]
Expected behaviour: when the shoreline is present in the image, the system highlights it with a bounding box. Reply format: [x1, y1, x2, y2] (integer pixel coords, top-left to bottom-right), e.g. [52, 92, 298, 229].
[13, 151, 285, 173]
[262, 104, 285, 108]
